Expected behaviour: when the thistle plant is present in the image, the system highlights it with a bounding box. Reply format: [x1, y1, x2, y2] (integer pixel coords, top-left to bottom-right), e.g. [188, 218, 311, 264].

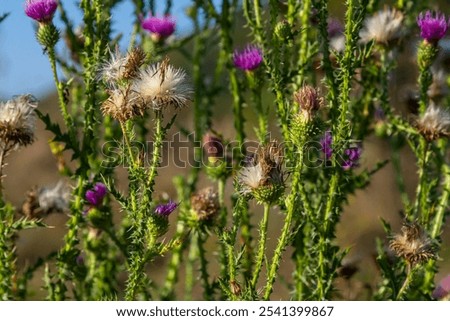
[1, 0, 450, 302]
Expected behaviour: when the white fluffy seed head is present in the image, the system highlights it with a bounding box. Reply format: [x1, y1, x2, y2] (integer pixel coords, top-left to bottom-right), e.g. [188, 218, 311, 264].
[101, 87, 144, 122]
[38, 181, 71, 214]
[98, 48, 128, 87]
[360, 8, 404, 44]
[0, 94, 38, 148]
[416, 104, 450, 141]
[133, 59, 192, 110]
[238, 163, 264, 195]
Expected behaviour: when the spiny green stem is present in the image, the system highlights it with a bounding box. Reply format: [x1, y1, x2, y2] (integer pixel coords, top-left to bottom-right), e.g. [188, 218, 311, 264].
[185, 232, 197, 300]
[250, 203, 270, 297]
[414, 140, 430, 224]
[197, 231, 213, 300]
[161, 221, 187, 300]
[47, 47, 72, 129]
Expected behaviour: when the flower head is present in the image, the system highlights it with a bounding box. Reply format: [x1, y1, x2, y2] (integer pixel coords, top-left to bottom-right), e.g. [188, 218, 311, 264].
[142, 15, 176, 40]
[25, 0, 58, 23]
[203, 133, 224, 159]
[154, 200, 178, 217]
[191, 187, 220, 221]
[433, 275, 450, 300]
[101, 87, 144, 122]
[38, 180, 70, 214]
[320, 131, 333, 160]
[133, 58, 192, 110]
[0, 94, 37, 149]
[327, 18, 343, 38]
[415, 104, 450, 141]
[360, 8, 404, 44]
[342, 146, 362, 170]
[233, 45, 263, 71]
[85, 182, 108, 207]
[417, 11, 449, 44]
[389, 221, 436, 266]
[238, 141, 285, 204]
[294, 85, 323, 121]
[98, 47, 147, 87]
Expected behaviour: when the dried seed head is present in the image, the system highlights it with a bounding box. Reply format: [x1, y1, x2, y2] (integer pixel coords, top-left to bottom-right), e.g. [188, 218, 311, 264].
[389, 222, 436, 266]
[238, 141, 285, 204]
[123, 47, 147, 80]
[293, 85, 323, 122]
[101, 87, 144, 122]
[0, 94, 37, 149]
[415, 104, 450, 141]
[21, 186, 41, 218]
[190, 187, 220, 221]
[133, 57, 192, 110]
[37, 181, 70, 214]
[360, 8, 404, 45]
[98, 48, 127, 86]
[230, 280, 242, 296]
[98, 47, 147, 87]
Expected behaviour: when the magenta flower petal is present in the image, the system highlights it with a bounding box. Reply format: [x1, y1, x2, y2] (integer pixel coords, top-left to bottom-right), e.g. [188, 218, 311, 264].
[320, 131, 333, 160]
[233, 45, 263, 71]
[417, 11, 449, 43]
[342, 146, 362, 170]
[85, 182, 108, 207]
[154, 200, 178, 217]
[433, 274, 450, 300]
[25, 0, 58, 23]
[142, 15, 176, 38]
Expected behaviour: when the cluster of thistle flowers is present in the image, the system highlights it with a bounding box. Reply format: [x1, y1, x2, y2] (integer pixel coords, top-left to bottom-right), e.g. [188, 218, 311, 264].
[359, 7, 450, 293]
[415, 11, 450, 141]
[99, 48, 192, 122]
[360, 8, 450, 140]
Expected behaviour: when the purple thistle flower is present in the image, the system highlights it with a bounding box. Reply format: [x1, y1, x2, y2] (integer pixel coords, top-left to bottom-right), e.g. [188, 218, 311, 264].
[203, 133, 224, 159]
[417, 11, 449, 43]
[85, 182, 107, 207]
[433, 274, 450, 300]
[141, 14, 176, 39]
[25, 0, 58, 23]
[342, 146, 362, 170]
[320, 131, 333, 160]
[233, 45, 263, 71]
[327, 18, 343, 38]
[154, 200, 178, 217]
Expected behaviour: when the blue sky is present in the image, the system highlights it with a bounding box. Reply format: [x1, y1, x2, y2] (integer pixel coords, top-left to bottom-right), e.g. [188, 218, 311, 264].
[0, 1, 197, 100]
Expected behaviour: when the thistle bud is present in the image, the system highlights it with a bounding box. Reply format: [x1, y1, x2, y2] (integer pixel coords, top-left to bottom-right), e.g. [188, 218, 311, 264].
[274, 20, 294, 41]
[190, 187, 220, 221]
[203, 133, 232, 181]
[36, 22, 60, 49]
[293, 85, 322, 123]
